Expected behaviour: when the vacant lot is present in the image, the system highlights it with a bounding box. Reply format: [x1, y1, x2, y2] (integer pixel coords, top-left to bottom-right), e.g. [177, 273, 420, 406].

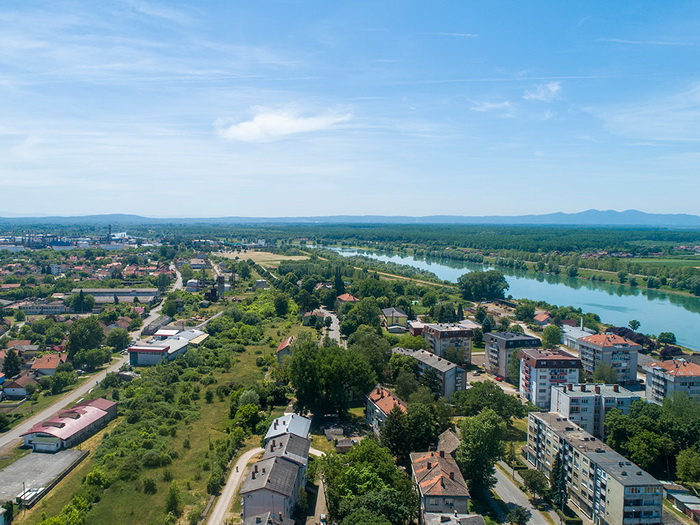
[217, 250, 309, 267]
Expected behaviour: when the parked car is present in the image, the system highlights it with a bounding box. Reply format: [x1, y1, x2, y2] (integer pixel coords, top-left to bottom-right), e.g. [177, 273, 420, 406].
[473, 371, 481, 376]
[495, 376, 503, 382]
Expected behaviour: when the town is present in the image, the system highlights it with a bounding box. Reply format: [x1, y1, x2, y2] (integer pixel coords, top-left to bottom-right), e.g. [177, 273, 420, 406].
[0, 225, 699, 525]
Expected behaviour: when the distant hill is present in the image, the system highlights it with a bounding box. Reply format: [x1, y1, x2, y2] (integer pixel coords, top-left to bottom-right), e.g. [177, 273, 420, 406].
[1, 210, 700, 227]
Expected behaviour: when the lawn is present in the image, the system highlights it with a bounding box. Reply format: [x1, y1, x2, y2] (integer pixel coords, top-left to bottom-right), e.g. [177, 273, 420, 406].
[217, 250, 309, 268]
[633, 257, 700, 268]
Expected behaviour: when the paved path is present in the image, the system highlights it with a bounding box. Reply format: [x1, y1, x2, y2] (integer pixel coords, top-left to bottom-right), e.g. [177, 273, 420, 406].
[319, 308, 341, 345]
[493, 466, 549, 525]
[207, 446, 326, 525]
[207, 447, 263, 525]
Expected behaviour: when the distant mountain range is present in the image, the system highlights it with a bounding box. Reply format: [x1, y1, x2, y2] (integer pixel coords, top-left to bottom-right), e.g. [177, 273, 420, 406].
[1, 210, 699, 227]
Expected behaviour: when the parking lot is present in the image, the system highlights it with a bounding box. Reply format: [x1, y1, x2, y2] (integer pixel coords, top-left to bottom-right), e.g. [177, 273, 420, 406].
[0, 449, 87, 505]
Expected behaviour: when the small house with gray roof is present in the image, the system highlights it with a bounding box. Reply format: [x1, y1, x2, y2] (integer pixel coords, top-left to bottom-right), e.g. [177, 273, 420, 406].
[264, 414, 311, 443]
[240, 457, 301, 522]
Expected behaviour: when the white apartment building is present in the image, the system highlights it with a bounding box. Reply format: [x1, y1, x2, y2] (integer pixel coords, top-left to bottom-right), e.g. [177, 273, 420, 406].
[518, 348, 581, 409]
[422, 323, 473, 362]
[643, 359, 700, 405]
[578, 334, 640, 385]
[550, 383, 641, 438]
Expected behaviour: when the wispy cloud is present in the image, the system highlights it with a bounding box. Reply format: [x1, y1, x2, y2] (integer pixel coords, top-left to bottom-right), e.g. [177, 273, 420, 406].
[598, 37, 695, 47]
[589, 84, 700, 142]
[217, 107, 352, 142]
[523, 81, 562, 101]
[470, 101, 514, 116]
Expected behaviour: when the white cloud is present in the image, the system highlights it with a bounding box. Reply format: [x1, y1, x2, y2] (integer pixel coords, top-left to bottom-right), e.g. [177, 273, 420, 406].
[470, 101, 513, 114]
[598, 38, 694, 47]
[424, 32, 478, 38]
[523, 81, 562, 101]
[217, 108, 352, 142]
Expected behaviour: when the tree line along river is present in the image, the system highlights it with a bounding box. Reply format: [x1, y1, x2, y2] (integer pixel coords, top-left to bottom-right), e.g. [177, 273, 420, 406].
[330, 248, 700, 351]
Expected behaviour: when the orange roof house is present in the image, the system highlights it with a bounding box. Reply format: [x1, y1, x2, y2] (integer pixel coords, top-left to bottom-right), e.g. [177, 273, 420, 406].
[31, 353, 67, 376]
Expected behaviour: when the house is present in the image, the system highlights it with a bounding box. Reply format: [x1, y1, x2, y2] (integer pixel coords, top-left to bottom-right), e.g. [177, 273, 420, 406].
[275, 336, 295, 363]
[254, 280, 269, 290]
[408, 320, 425, 337]
[21, 398, 117, 452]
[31, 353, 67, 376]
[301, 310, 324, 326]
[264, 414, 311, 443]
[550, 383, 641, 438]
[366, 386, 406, 435]
[382, 307, 408, 329]
[577, 333, 640, 385]
[244, 513, 294, 525]
[533, 312, 552, 327]
[335, 293, 359, 310]
[525, 412, 662, 525]
[2, 375, 38, 398]
[437, 429, 460, 458]
[518, 348, 581, 409]
[240, 457, 300, 522]
[410, 450, 470, 520]
[422, 323, 473, 361]
[392, 348, 467, 398]
[643, 359, 700, 405]
[484, 332, 541, 379]
[263, 433, 311, 497]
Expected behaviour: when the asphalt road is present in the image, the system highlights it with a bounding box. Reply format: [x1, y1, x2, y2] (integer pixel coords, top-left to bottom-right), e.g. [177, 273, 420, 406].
[319, 308, 341, 345]
[493, 467, 549, 525]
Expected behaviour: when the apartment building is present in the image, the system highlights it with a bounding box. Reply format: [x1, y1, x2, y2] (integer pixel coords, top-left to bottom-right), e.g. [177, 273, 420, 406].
[392, 348, 467, 398]
[366, 386, 406, 435]
[526, 412, 662, 525]
[484, 331, 541, 379]
[550, 384, 641, 438]
[643, 359, 700, 405]
[423, 323, 473, 362]
[577, 334, 640, 385]
[518, 348, 581, 409]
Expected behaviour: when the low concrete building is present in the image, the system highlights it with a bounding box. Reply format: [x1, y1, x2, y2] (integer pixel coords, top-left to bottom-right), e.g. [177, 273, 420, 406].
[423, 323, 473, 361]
[643, 358, 700, 405]
[484, 332, 541, 379]
[366, 386, 406, 435]
[410, 450, 470, 520]
[518, 348, 581, 409]
[127, 330, 203, 366]
[550, 383, 641, 438]
[392, 348, 467, 398]
[21, 398, 117, 452]
[561, 325, 596, 351]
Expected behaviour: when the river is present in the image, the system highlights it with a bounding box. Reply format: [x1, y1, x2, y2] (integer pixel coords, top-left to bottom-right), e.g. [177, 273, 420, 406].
[330, 248, 700, 351]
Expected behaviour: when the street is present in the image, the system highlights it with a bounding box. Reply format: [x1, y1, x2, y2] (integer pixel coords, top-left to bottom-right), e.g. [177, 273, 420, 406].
[492, 467, 549, 525]
[319, 308, 341, 345]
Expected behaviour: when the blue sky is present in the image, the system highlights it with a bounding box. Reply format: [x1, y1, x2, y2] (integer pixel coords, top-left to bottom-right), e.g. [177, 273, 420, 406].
[1, 1, 700, 217]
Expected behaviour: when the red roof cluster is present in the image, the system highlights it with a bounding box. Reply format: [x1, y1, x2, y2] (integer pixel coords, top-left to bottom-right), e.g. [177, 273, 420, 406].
[367, 386, 406, 415]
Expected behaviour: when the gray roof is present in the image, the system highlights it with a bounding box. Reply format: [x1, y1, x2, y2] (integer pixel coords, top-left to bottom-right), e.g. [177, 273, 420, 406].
[487, 331, 540, 342]
[552, 383, 640, 399]
[382, 307, 407, 317]
[263, 433, 311, 467]
[424, 514, 486, 525]
[531, 412, 660, 487]
[239, 457, 299, 497]
[392, 348, 460, 373]
[437, 429, 460, 455]
[264, 414, 311, 442]
[244, 513, 294, 525]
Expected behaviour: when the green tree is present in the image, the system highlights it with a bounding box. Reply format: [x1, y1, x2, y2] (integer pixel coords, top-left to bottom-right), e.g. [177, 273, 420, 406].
[273, 292, 290, 317]
[657, 332, 677, 345]
[592, 363, 618, 384]
[456, 408, 507, 492]
[66, 316, 104, 358]
[507, 350, 521, 385]
[541, 324, 562, 348]
[550, 452, 568, 508]
[514, 303, 535, 321]
[342, 508, 392, 525]
[381, 406, 410, 463]
[162, 299, 178, 317]
[521, 469, 549, 500]
[451, 381, 525, 422]
[105, 328, 130, 351]
[457, 270, 509, 302]
[2, 348, 22, 378]
[507, 505, 531, 525]
[165, 481, 182, 517]
[676, 448, 700, 482]
[628, 319, 641, 331]
[395, 369, 419, 400]
[0, 413, 10, 431]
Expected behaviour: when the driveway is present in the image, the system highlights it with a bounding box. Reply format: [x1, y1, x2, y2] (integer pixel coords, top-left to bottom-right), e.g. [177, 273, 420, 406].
[319, 308, 341, 345]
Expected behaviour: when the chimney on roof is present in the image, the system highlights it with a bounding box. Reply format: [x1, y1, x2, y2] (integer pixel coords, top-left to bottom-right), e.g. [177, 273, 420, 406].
[595, 385, 600, 394]
[274, 420, 278, 429]
[613, 384, 619, 392]
[252, 471, 256, 480]
[254, 464, 258, 474]
[568, 384, 573, 391]
[581, 385, 586, 392]
[449, 471, 455, 480]
[427, 462, 432, 469]
[439, 450, 445, 458]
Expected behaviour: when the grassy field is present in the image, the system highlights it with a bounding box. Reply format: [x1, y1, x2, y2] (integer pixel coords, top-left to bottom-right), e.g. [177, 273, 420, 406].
[632, 257, 700, 267]
[217, 250, 309, 267]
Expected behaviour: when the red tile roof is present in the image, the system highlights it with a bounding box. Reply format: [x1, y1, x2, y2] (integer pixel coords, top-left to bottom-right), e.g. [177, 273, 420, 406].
[534, 313, 551, 322]
[580, 333, 638, 348]
[410, 450, 470, 497]
[367, 387, 406, 415]
[648, 359, 700, 377]
[336, 293, 359, 302]
[276, 336, 295, 354]
[31, 353, 67, 371]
